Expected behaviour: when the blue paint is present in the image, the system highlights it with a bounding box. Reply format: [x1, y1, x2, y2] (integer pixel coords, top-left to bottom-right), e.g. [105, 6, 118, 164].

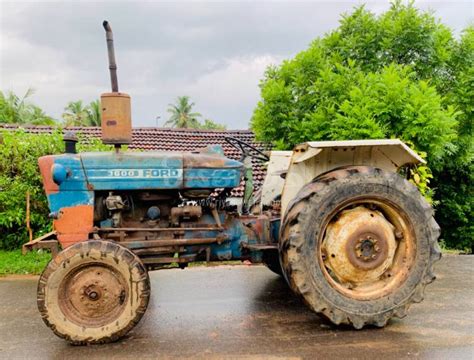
[48, 190, 94, 213]
[51, 164, 68, 185]
[81, 152, 184, 190]
[183, 168, 242, 188]
[45, 151, 243, 192]
[182, 213, 261, 262]
[202, 145, 225, 156]
[40, 149, 244, 215]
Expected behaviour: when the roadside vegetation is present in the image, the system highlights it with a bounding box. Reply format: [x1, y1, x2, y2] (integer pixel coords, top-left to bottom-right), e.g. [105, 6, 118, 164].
[252, 1, 473, 252]
[0, 250, 51, 275]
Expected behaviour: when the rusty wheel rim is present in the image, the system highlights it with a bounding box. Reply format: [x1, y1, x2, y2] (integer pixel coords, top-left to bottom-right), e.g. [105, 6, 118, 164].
[318, 197, 416, 300]
[58, 263, 128, 327]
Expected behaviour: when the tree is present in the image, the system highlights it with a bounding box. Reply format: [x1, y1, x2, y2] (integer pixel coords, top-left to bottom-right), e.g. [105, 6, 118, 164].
[62, 100, 89, 127]
[165, 96, 202, 128]
[200, 119, 226, 130]
[0, 89, 55, 125]
[86, 99, 102, 127]
[251, 1, 472, 250]
[62, 99, 101, 127]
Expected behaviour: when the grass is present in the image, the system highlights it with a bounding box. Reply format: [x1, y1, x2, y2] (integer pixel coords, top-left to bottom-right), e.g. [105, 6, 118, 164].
[0, 250, 51, 276]
[0, 246, 466, 277]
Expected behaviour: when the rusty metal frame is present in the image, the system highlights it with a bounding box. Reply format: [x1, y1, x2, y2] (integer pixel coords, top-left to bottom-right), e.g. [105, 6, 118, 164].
[22, 231, 59, 258]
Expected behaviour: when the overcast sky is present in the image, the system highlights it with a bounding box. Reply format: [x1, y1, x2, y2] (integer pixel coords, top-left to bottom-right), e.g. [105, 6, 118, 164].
[1, 1, 472, 129]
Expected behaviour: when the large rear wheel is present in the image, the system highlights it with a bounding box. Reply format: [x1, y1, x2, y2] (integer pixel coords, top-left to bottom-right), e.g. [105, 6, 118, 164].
[37, 240, 150, 344]
[280, 166, 441, 328]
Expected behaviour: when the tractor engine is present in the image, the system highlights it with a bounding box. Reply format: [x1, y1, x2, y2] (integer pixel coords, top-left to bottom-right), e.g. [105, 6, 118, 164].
[38, 141, 276, 270]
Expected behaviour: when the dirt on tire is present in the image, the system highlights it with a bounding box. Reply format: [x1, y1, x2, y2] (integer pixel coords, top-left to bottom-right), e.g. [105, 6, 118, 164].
[37, 240, 150, 345]
[279, 166, 441, 329]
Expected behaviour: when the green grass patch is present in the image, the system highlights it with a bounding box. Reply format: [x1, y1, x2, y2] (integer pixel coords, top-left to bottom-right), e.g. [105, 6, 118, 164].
[0, 245, 465, 277]
[0, 250, 51, 275]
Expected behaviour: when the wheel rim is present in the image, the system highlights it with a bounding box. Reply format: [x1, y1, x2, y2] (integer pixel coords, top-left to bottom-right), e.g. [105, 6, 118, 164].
[319, 197, 416, 300]
[58, 263, 128, 327]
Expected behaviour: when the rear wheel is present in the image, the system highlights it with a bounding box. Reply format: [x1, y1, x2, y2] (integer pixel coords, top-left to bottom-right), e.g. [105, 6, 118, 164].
[280, 166, 441, 328]
[37, 240, 150, 344]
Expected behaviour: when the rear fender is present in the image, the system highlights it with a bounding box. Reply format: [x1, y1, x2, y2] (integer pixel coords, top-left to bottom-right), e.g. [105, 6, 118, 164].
[280, 139, 424, 216]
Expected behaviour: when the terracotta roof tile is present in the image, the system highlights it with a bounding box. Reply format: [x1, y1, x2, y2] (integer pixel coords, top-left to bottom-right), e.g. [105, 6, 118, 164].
[0, 124, 271, 197]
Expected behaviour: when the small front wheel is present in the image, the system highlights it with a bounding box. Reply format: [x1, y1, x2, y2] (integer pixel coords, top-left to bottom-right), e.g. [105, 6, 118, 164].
[37, 240, 150, 344]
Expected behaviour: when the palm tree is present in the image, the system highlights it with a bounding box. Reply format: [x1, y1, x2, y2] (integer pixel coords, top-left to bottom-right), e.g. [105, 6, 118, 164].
[62, 100, 89, 127]
[165, 96, 201, 128]
[0, 88, 56, 125]
[86, 99, 101, 126]
[28, 106, 55, 125]
[1, 88, 33, 123]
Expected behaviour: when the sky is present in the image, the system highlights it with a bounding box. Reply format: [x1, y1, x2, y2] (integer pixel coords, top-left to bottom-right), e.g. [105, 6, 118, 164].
[0, 1, 472, 129]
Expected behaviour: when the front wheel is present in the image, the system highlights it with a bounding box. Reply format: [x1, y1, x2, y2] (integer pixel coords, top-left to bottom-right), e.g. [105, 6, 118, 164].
[37, 240, 150, 344]
[280, 166, 441, 329]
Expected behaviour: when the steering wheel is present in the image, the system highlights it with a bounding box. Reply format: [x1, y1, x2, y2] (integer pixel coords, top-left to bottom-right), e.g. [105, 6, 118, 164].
[225, 137, 269, 162]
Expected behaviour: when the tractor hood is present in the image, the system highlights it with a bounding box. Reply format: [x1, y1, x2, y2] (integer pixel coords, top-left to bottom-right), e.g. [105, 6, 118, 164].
[39, 145, 243, 197]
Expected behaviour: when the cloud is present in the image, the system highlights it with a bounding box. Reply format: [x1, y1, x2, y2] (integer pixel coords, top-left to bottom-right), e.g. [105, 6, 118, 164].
[1, 0, 472, 128]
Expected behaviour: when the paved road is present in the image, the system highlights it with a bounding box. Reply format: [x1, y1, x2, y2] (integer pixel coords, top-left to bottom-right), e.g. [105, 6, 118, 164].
[0, 255, 473, 359]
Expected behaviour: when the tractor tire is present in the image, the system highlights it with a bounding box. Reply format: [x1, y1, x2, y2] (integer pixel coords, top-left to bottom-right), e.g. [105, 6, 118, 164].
[280, 166, 441, 329]
[262, 249, 283, 276]
[37, 240, 150, 345]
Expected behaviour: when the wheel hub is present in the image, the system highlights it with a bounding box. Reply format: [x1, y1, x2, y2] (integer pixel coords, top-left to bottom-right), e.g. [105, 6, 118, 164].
[322, 206, 396, 285]
[59, 264, 128, 327]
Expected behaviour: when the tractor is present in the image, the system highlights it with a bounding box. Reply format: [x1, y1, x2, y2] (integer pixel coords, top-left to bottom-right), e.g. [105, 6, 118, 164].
[25, 21, 441, 344]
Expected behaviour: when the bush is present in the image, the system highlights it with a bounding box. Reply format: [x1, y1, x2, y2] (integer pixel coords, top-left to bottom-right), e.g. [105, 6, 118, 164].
[252, 1, 473, 251]
[0, 129, 112, 250]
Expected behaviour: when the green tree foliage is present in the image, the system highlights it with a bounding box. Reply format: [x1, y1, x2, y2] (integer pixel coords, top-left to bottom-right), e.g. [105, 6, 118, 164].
[62, 99, 101, 127]
[252, 1, 473, 251]
[165, 96, 202, 128]
[0, 89, 56, 125]
[0, 130, 112, 250]
[165, 96, 226, 130]
[430, 27, 474, 252]
[200, 119, 227, 130]
[86, 100, 102, 127]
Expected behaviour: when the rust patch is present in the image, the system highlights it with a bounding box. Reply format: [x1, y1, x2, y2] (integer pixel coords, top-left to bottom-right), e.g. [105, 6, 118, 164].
[54, 205, 94, 248]
[183, 153, 229, 168]
[101, 92, 132, 144]
[38, 156, 59, 194]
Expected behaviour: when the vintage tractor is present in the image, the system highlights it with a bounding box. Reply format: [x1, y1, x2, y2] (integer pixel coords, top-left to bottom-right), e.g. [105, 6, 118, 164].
[25, 22, 441, 344]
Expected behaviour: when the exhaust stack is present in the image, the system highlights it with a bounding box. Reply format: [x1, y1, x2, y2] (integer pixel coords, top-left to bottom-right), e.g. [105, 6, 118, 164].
[100, 20, 132, 146]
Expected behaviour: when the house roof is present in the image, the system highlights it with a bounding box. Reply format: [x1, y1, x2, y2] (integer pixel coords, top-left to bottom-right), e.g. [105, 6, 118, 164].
[0, 124, 269, 197]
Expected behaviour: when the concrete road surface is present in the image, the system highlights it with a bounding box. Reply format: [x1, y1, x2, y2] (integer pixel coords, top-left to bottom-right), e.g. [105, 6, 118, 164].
[0, 255, 473, 359]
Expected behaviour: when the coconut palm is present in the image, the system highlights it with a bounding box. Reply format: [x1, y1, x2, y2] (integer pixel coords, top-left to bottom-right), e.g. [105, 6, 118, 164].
[86, 99, 101, 127]
[62, 100, 89, 127]
[28, 105, 55, 125]
[0, 88, 55, 125]
[165, 96, 201, 128]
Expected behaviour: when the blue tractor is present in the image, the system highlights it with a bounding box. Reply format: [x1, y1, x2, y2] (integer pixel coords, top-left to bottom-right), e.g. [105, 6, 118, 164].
[27, 22, 441, 344]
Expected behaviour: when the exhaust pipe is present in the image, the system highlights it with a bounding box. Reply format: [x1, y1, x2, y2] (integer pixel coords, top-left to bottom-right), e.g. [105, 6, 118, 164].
[100, 20, 132, 145]
[103, 21, 119, 92]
